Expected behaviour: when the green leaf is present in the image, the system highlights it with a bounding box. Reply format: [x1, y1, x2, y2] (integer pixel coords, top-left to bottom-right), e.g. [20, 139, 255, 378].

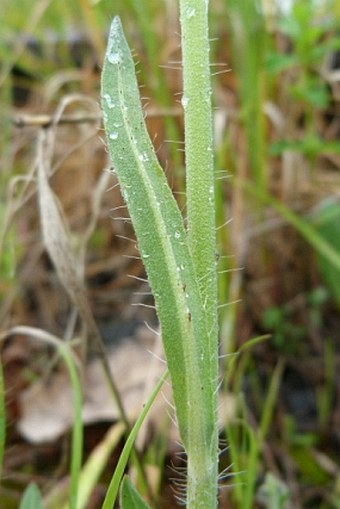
[19, 483, 44, 509]
[289, 79, 330, 108]
[61, 423, 125, 509]
[101, 15, 211, 446]
[291, 446, 330, 485]
[312, 201, 340, 309]
[269, 138, 340, 157]
[120, 477, 152, 509]
[265, 52, 298, 73]
[257, 473, 290, 509]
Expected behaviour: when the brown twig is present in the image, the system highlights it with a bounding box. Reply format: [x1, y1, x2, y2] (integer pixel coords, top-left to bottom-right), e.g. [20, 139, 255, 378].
[13, 107, 183, 128]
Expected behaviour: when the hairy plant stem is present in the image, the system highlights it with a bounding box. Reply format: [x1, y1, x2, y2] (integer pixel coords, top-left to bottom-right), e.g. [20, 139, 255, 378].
[101, 6, 219, 506]
[180, 1, 219, 507]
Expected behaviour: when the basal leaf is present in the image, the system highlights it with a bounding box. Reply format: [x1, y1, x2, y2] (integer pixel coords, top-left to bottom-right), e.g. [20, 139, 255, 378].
[120, 477, 152, 509]
[19, 483, 44, 509]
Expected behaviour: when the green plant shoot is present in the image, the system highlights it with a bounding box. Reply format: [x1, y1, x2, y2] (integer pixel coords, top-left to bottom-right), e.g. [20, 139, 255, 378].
[101, 3, 219, 507]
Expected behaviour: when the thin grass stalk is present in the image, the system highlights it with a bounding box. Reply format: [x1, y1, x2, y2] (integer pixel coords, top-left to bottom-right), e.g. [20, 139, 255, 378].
[76, 0, 106, 57]
[226, 0, 267, 189]
[101, 370, 168, 509]
[0, 358, 5, 481]
[123, 0, 183, 168]
[241, 179, 340, 273]
[0, 327, 82, 509]
[240, 361, 283, 509]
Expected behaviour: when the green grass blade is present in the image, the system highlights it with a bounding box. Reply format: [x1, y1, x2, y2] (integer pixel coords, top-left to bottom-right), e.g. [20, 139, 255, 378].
[0, 327, 83, 509]
[101, 370, 168, 509]
[226, 0, 267, 188]
[122, 0, 183, 168]
[0, 359, 5, 482]
[241, 180, 340, 273]
[63, 350, 83, 509]
[72, 423, 125, 509]
[312, 201, 340, 308]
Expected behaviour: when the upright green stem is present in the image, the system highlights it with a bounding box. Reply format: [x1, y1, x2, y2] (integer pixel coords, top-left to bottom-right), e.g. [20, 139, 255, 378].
[180, 0, 217, 320]
[180, 1, 219, 507]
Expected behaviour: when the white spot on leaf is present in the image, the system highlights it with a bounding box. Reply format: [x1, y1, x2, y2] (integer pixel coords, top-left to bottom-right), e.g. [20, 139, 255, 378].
[181, 95, 189, 109]
[103, 93, 115, 109]
[186, 6, 196, 18]
[108, 52, 121, 64]
[138, 153, 149, 162]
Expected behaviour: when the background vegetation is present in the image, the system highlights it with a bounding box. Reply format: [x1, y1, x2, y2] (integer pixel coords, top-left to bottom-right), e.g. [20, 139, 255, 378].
[0, 0, 339, 507]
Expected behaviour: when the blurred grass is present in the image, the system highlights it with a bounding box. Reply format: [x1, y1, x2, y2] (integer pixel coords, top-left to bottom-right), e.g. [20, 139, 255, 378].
[1, 0, 340, 507]
[226, 0, 267, 189]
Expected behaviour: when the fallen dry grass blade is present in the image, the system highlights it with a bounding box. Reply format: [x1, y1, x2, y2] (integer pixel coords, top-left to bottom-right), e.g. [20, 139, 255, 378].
[35, 110, 128, 425]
